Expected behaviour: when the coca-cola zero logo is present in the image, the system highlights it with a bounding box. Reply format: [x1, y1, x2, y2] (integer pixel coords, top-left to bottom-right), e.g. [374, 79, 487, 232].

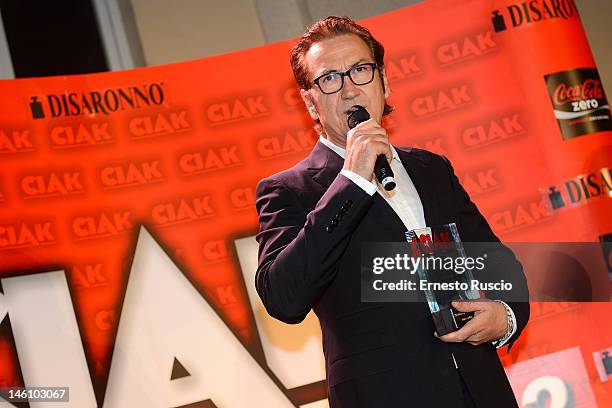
[545, 68, 612, 140]
[552, 79, 604, 106]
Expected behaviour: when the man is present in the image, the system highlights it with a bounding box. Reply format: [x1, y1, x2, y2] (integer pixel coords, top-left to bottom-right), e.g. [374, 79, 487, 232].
[255, 16, 529, 408]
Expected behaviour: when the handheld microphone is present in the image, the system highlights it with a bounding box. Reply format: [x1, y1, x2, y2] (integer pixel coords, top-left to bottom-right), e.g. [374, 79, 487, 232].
[347, 106, 396, 191]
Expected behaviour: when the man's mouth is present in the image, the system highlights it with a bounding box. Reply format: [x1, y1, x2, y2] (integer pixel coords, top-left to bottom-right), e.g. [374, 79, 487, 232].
[345, 105, 365, 115]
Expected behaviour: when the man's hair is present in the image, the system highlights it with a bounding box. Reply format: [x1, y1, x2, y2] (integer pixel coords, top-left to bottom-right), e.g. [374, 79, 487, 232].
[290, 16, 393, 117]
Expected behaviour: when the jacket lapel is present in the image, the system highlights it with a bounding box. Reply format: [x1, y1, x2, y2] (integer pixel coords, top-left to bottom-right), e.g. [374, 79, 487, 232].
[306, 141, 344, 190]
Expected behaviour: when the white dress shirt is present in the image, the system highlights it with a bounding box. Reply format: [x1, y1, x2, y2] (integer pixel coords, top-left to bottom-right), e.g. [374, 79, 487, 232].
[318, 136, 517, 361]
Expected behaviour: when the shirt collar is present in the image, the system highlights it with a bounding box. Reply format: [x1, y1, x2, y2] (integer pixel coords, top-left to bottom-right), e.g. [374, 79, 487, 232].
[319, 135, 399, 161]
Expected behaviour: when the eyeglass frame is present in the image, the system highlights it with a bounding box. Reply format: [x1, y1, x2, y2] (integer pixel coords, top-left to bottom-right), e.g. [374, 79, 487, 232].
[311, 62, 379, 95]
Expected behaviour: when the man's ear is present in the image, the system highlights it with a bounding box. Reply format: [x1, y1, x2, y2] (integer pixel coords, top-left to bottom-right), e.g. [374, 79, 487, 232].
[380, 67, 391, 99]
[300, 88, 319, 120]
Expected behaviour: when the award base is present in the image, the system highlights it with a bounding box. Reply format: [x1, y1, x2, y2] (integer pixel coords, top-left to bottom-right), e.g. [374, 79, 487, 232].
[432, 307, 475, 336]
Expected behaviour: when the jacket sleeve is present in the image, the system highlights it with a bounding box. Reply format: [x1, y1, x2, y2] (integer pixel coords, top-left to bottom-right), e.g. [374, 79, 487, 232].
[442, 156, 530, 352]
[255, 174, 373, 324]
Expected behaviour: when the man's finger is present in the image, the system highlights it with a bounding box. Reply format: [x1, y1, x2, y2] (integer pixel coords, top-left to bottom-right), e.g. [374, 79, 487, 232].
[349, 118, 386, 131]
[463, 328, 485, 344]
[436, 307, 493, 343]
[437, 323, 477, 343]
[451, 300, 485, 313]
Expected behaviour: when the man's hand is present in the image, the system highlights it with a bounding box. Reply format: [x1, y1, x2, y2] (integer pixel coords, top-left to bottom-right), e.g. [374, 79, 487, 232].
[435, 299, 508, 346]
[342, 118, 392, 181]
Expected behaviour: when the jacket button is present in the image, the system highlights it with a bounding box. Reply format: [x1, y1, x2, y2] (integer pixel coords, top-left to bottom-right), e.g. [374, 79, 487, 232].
[330, 218, 339, 227]
[325, 225, 333, 233]
[344, 200, 353, 208]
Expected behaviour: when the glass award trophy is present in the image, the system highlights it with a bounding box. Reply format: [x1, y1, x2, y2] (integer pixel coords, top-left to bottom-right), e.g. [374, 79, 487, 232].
[405, 223, 481, 336]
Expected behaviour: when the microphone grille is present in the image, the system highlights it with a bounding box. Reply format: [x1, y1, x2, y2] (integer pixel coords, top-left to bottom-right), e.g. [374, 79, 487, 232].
[347, 106, 370, 129]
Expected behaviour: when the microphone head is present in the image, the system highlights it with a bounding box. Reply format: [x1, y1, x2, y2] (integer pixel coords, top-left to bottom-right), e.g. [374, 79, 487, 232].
[347, 105, 370, 129]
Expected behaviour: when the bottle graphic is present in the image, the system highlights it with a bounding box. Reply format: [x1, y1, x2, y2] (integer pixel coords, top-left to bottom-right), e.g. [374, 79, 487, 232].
[548, 186, 565, 209]
[29, 96, 45, 119]
[492, 10, 506, 32]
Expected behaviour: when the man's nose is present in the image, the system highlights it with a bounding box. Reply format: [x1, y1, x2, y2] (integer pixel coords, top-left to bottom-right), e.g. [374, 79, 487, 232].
[341, 77, 359, 99]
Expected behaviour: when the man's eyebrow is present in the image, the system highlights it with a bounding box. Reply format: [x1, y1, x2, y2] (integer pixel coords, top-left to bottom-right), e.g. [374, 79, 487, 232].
[316, 59, 371, 77]
[317, 68, 338, 77]
[352, 58, 370, 66]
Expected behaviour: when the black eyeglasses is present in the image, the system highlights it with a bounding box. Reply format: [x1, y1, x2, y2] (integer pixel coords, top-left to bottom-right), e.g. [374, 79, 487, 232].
[312, 63, 378, 94]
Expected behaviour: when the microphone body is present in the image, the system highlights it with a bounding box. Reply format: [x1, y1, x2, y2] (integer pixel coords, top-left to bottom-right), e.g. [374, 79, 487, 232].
[347, 106, 396, 191]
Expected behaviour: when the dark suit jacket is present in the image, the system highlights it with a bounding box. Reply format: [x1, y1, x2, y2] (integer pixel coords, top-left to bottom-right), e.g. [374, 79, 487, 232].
[255, 141, 529, 408]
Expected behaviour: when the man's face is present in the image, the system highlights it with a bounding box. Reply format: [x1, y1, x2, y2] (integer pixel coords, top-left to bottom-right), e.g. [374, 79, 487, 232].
[300, 34, 390, 147]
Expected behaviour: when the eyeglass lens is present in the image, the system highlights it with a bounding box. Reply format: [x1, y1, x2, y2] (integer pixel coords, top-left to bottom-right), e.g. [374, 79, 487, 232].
[317, 64, 375, 94]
